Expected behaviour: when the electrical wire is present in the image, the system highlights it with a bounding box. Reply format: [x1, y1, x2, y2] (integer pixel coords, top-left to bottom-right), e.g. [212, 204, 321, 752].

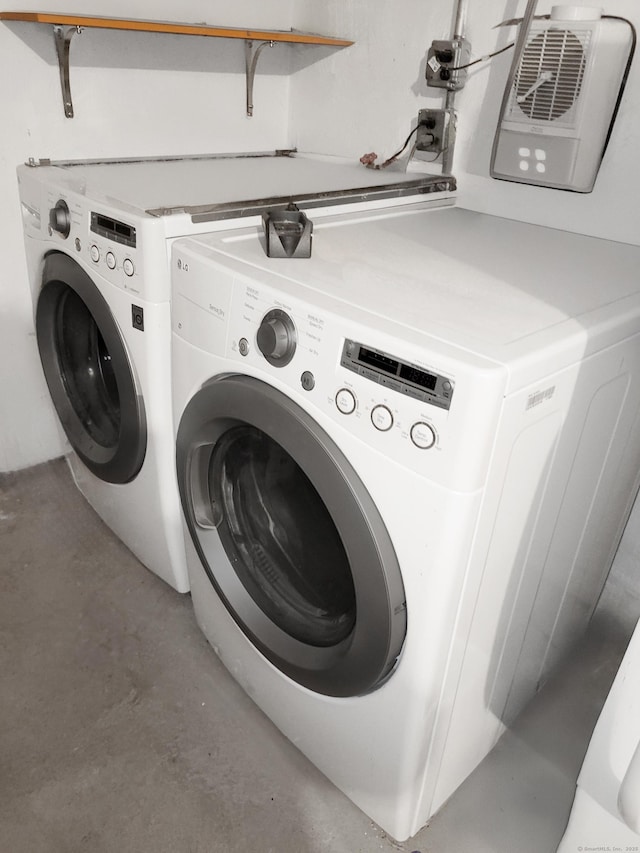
[420, 142, 448, 164]
[601, 16, 637, 156]
[360, 123, 429, 169]
[452, 41, 514, 71]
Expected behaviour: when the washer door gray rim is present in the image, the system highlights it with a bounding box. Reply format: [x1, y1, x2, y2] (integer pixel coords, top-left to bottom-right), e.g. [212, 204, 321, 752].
[36, 251, 146, 484]
[176, 374, 407, 698]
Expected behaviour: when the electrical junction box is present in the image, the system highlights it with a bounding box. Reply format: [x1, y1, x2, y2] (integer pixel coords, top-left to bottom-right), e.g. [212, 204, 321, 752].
[426, 38, 472, 91]
[491, 5, 634, 192]
[416, 108, 450, 156]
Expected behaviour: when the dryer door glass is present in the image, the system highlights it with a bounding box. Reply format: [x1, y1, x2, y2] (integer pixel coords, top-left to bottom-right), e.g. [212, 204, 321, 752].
[56, 287, 120, 448]
[177, 374, 407, 697]
[209, 425, 356, 647]
[36, 252, 146, 484]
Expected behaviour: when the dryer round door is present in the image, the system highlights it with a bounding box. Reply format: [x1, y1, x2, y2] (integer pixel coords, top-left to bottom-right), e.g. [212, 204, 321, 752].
[176, 374, 407, 697]
[36, 252, 146, 484]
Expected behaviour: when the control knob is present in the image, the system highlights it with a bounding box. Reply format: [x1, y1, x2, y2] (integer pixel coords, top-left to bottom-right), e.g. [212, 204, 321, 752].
[49, 199, 71, 238]
[257, 309, 297, 367]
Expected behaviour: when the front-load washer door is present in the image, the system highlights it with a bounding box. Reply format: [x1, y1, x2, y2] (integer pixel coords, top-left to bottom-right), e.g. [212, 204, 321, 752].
[36, 252, 146, 484]
[176, 374, 407, 698]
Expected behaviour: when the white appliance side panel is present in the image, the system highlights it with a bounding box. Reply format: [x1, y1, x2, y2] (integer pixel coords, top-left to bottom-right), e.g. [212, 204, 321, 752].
[507, 335, 640, 718]
[424, 388, 570, 821]
[429, 336, 640, 820]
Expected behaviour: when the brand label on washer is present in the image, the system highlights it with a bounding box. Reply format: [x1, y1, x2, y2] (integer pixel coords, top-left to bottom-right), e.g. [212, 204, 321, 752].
[526, 386, 555, 410]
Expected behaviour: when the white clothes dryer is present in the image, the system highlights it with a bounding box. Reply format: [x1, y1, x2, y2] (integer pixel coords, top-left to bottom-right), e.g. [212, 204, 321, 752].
[172, 203, 640, 841]
[18, 154, 448, 592]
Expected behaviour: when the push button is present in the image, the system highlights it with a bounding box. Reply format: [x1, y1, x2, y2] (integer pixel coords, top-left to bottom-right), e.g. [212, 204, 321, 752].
[301, 371, 315, 391]
[371, 405, 393, 432]
[410, 422, 436, 449]
[335, 388, 356, 415]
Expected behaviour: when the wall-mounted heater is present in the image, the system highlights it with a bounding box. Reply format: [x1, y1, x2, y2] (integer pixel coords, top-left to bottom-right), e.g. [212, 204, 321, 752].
[490, 6, 634, 192]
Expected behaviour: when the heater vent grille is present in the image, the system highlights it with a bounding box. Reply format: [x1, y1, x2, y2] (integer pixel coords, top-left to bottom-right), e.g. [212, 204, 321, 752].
[508, 27, 590, 125]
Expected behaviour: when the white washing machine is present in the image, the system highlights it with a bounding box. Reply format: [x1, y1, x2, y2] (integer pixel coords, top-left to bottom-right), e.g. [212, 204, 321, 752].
[172, 203, 640, 841]
[18, 154, 448, 592]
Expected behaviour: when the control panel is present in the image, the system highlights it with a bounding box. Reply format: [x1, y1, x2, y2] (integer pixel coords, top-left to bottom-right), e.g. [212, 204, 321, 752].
[90, 211, 137, 248]
[341, 339, 453, 410]
[218, 278, 454, 468]
[87, 211, 138, 284]
[44, 191, 140, 293]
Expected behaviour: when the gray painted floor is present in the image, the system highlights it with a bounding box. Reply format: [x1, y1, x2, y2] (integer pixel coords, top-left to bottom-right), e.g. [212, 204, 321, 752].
[0, 459, 631, 853]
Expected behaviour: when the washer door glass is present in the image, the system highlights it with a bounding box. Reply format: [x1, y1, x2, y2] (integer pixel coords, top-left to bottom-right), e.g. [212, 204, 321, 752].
[210, 424, 356, 647]
[36, 252, 146, 484]
[177, 374, 406, 697]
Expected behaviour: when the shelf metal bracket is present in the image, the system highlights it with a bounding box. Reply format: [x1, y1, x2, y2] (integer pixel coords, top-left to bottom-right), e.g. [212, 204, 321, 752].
[244, 39, 275, 117]
[53, 24, 82, 118]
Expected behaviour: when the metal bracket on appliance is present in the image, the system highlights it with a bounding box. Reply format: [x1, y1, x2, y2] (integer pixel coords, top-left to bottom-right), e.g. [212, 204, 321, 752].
[244, 39, 275, 117]
[53, 24, 82, 118]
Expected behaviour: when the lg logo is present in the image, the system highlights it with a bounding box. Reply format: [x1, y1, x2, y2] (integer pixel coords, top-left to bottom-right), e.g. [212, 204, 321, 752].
[176, 258, 189, 272]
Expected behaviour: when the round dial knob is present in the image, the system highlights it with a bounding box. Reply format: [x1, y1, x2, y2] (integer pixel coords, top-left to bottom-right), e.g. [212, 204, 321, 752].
[256, 309, 297, 367]
[49, 199, 71, 238]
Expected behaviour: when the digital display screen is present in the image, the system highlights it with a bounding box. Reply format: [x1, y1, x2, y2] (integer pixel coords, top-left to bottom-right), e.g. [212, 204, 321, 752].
[399, 364, 437, 391]
[358, 346, 437, 391]
[358, 347, 400, 376]
[91, 212, 136, 247]
[342, 338, 451, 410]
[96, 215, 132, 239]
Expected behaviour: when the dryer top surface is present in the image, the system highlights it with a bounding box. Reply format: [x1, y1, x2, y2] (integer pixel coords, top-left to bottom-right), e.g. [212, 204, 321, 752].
[182, 205, 640, 376]
[19, 154, 446, 218]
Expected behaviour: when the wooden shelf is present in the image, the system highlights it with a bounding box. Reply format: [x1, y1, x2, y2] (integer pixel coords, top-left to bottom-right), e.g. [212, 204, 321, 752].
[0, 11, 354, 117]
[0, 12, 353, 46]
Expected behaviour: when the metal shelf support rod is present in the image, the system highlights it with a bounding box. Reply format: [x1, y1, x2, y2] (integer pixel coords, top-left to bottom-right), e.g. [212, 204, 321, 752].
[53, 24, 81, 118]
[245, 39, 275, 117]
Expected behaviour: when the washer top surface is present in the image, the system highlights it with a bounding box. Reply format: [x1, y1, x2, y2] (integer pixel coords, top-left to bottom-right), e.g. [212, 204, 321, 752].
[23, 154, 445, 217]
[184, 205, 640, 384]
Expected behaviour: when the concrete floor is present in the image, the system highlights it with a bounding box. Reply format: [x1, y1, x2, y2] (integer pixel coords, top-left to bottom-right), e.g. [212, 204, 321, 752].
[0, 458, 632, 853]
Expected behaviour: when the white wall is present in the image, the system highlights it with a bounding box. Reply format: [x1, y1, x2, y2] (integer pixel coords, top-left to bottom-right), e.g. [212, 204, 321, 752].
[0, 0, 295, 471]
